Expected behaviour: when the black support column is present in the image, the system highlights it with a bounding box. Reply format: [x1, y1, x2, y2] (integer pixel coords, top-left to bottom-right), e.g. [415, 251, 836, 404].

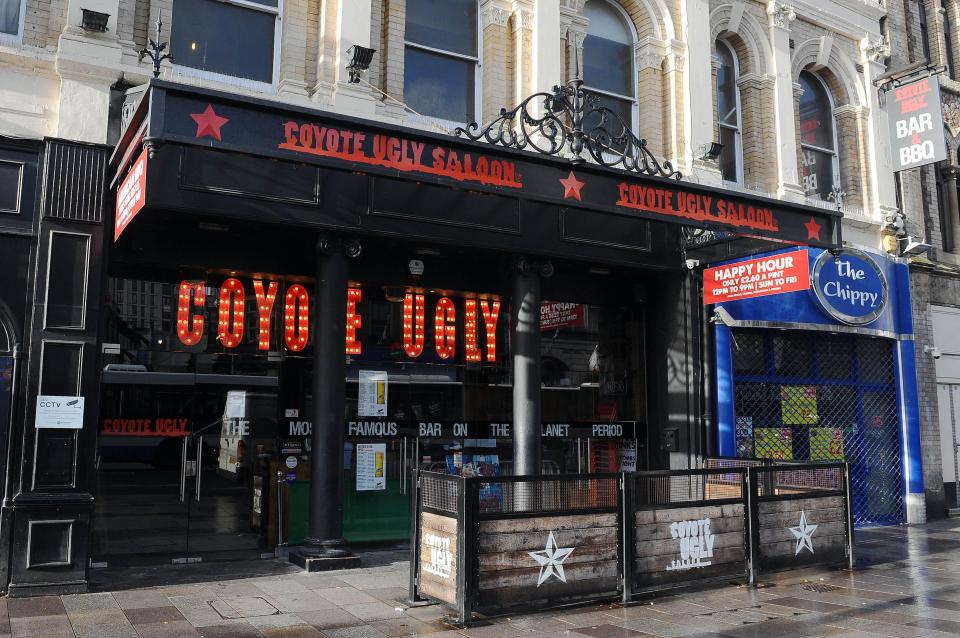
[511, 258, 546, 476]
[291, 235, 360, 570]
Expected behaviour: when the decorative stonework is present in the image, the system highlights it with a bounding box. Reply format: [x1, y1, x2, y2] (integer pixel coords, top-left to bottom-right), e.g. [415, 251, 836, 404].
[482, 6, 510, 28]
[944, 95, 960, 138]
[766, 1, 796, 28]
[860, 36, 889, 64]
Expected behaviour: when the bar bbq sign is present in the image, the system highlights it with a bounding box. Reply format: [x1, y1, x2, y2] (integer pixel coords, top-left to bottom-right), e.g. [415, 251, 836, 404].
[889, 75, 948, 171]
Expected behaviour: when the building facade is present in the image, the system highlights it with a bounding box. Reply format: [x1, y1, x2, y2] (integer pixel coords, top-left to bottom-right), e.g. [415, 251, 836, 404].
[0, 0, 908, 595]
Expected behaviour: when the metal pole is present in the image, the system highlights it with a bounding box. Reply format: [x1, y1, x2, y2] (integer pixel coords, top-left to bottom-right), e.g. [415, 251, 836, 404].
[844, 462, 855, 570]
[511, 258, 542, 477]
[301, 236, 351, 559]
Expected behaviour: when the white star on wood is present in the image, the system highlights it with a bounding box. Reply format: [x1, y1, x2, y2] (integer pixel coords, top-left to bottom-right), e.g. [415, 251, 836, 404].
[528, 531, 575, 586]
[789, 510, 818, 556]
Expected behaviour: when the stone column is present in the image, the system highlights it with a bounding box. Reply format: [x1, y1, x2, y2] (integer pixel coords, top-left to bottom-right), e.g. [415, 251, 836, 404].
[664, 45, 686, 168]
[636, 39, 666, 158]
[834, 104, 868, 212]
[941, 165, 960, 253]
[737, 73, 778, 192]
[861, 36, 898, 223]
[766, 1, 805, 201]
[534, 0, 563, 93]
[279, 0, 310, 98]
[511, 4, 535, 108]
[512, 259, 542, 477]
[685, 0, 717, 178]
[480, 1, 511, 122]
[331, 0, 378, 116]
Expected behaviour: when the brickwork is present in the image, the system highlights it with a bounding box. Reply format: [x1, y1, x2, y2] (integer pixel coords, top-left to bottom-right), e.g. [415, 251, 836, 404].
[22, 0, 51, 48]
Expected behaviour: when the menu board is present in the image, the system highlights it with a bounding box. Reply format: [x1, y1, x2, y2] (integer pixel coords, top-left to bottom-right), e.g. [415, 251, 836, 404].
[356, 442, 386, 490]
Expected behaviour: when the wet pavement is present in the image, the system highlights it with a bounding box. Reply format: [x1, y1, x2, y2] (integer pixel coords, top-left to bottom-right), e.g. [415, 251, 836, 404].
[6, 518, 960, 637]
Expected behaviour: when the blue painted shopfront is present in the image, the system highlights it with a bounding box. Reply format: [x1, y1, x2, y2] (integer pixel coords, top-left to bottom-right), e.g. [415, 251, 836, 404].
[713, 247, 923, 526]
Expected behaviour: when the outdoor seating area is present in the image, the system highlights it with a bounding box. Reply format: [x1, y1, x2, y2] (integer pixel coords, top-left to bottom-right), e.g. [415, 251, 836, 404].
[409, 461, 854, 624]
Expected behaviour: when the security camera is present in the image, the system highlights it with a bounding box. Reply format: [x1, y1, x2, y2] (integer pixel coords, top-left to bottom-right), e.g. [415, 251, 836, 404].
[924, 345, 942, 359]
[685, 259, 700, 270]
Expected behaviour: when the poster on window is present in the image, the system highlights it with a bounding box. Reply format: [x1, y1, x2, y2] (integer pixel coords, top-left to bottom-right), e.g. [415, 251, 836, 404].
[755, 428, 793, 460]
[888, 75, 948, 171]
[780, 386, 818, 425]
[356, 443, 386, 491]
[358, 370, 388, 417]
[810, 427, 845, 461]
[540, 302, 585, 331]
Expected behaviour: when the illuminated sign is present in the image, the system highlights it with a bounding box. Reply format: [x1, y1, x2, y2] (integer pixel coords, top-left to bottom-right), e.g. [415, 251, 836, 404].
[175, 279, 501, 361]
[101, 417, 190, 436]
[114, 149, 147, 241]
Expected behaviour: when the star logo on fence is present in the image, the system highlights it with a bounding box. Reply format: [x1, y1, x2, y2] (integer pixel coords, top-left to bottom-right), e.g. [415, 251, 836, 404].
[528, 531, 574, 586]
[789, 510, 818, 555]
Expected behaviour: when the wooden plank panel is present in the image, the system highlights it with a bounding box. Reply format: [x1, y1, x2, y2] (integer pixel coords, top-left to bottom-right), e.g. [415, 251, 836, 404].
[757, 496, 844, 515]
[479, 513, 617, 534]
[421, 512, 459, 534]
[476, 572, 618, 609]
[479, 544, 617, 573]
[633, 531, 744, 560]
[634, 545, 746, 573]
[477, 526, 617, 553]
[634, 503, 744, 525]
[478, 560, 618, 590]
[634, 559, 747, 586]
[759, 507, 846, 528]
[759, 534, 848, 559]
[758, 521, 846, 545]
[418, 513, 458, 606]
[634, 516, 744, 542]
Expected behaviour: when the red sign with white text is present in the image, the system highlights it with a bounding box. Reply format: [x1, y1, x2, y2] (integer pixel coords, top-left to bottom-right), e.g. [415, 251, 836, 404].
[540, 302, 585, 331]
[704, 250, 810, 304]
[115, 149, 148, 241]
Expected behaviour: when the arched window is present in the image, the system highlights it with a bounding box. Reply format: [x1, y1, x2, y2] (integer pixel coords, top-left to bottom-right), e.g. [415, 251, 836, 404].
[715, 40, 742, 183]
[583, 0, 637, 135]
[798, 71, 839, 201]
[404, 0, 479, 124]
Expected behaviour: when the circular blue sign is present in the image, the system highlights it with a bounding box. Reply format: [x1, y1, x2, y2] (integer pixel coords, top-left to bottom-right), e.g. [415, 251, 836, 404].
[811, 249, 887, 326]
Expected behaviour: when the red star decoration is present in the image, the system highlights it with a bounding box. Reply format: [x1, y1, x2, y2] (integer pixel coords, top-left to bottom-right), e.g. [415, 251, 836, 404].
[804, 216, 822, 241]
[190, 104, 229, 141]
[559, 171, 585, 201]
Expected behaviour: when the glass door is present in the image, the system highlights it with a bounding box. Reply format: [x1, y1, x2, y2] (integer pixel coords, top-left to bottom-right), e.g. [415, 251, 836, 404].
[94, 383, 193, 562]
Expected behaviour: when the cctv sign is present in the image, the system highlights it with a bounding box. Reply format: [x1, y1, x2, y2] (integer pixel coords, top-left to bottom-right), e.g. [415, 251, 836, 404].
[35, 396, 85, 429]
[889, 75, 948, 171]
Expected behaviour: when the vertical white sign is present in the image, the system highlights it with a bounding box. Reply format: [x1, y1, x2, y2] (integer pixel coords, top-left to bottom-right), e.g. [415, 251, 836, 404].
[358, 370, 388, 417]
[35, 396, 85, 429]
[356, 442, 386, 491]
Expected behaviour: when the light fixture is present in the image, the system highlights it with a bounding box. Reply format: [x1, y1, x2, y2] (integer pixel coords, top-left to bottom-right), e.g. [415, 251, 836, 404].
[899, 235, 932, 256]
[698, 142, 724, 162]
[81, 9, 110, 32]
[345, 238, 363, 259]
[346, 46, 376, 84]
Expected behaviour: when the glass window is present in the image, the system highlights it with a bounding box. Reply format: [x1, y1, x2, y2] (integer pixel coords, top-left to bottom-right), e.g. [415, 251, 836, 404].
[944, 1, 956, 80]
[404, 0, 477, 123]
[919, 1, 932, 61]
[41, 342, 82, 396]
[799, 71, 839, 201]
[0, 0, 22, 38]
[0, 161, 21, 213]
[46, 233, 89, 329]
[716, 40, 741, 183]
[171, 0, 279, 84]
[583, 0, 636, 150]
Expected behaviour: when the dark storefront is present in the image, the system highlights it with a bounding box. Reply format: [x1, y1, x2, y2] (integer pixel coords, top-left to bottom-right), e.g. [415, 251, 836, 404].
[1, 79, 842, 594]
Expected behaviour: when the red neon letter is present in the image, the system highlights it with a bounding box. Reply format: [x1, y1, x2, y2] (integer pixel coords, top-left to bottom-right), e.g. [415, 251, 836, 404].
[464, 299, 480, 362]
[217, 278, 245, 348]
[176, 281, 205, 346]
[253, 280, 278, 351]
[403, 293, 425, 358]
[346, 287, 362, 355]
[284, 284, 309, 351]
[479, 300, 501, 362]
[434, 297, 456, 360]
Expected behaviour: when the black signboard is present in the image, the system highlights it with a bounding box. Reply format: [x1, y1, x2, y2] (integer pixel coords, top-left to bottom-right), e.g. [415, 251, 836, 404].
[114, 81, 840, 248]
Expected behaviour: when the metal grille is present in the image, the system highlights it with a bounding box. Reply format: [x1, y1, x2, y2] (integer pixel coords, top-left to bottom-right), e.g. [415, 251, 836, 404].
[477, 476, 618, 515]
[420, 472, 461, 514]
[752, 465, 844, 498]
[731, 329, 902, 526]
[632, 469, 744, 508]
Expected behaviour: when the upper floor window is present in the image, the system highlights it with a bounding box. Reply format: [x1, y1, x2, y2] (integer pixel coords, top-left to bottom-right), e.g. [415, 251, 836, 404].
[404, 0, 478, 124]
[919, 1, 932, 61]
[0, 0, 24, 41]
[798, 71, 840, 202]
[170, 0, 280, 85]
[715, 40, 742, 183]
[583, 0, 637, 139]
[943, 1, 957, 79]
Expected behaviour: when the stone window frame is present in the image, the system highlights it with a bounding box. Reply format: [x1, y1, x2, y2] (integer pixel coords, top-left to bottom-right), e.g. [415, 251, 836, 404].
[169, 0, 285, 92]
[402, 0, 483, 128]
[798, 70, 842, 205]
[0, 0, 26, 44]
[714, 37, 743, 185]
[581, 0, 641, 136]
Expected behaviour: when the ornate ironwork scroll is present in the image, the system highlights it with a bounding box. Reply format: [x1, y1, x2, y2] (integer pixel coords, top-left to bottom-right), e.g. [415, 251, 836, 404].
[455, 79, 682, 180]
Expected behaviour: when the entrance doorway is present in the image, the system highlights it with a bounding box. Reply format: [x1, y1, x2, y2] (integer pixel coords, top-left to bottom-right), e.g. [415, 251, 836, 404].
[92, 376, 278, 564]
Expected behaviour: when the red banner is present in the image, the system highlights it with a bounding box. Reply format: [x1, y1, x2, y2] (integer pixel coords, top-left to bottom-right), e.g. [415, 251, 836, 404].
[704, 250, 810, 304]
[540, 302, 585, 331]
[115, 149, 147, 241]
